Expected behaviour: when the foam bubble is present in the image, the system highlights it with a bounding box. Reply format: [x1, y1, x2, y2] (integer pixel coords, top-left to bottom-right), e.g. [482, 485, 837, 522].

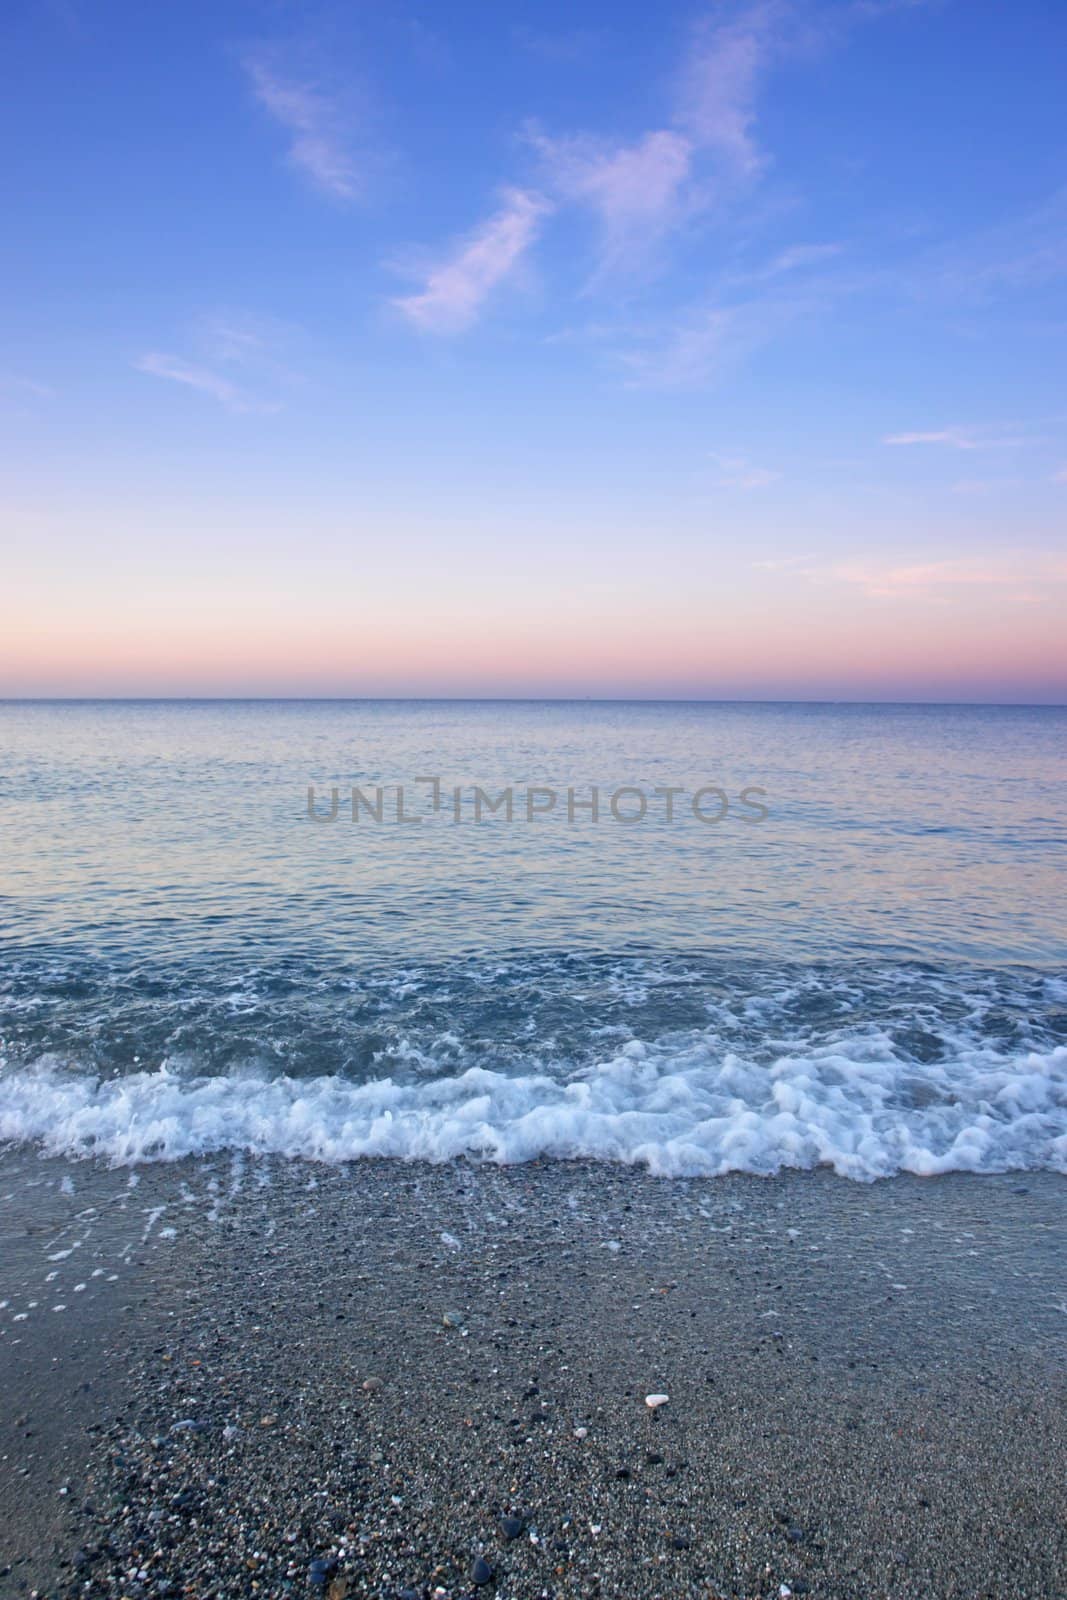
[1, 1035, 1065, 1179]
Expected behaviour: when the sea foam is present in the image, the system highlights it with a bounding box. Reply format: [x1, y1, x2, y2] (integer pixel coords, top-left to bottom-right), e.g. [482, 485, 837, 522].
[2, 1035, 1065, 1179]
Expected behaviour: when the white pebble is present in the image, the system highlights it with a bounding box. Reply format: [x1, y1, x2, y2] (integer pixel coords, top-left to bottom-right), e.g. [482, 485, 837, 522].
[645, 1393, 669, 1409]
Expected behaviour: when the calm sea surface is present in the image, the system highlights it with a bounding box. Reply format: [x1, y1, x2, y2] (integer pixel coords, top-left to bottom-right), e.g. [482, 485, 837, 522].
[1, 701, 1065, 1176]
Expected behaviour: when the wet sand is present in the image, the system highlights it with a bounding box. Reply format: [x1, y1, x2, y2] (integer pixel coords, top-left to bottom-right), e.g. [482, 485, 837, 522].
[0, 1153, 1064, 1599]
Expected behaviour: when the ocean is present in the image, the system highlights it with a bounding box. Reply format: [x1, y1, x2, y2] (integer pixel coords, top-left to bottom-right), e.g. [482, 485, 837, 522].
[1, 698, 1065, 1177]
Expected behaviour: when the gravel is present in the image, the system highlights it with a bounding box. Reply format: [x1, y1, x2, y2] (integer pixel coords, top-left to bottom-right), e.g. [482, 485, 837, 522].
[0, 1154, 1064, 1599]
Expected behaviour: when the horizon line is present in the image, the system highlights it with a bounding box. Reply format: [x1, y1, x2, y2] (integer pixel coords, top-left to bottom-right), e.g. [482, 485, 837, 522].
[2, 696, 1066, 709]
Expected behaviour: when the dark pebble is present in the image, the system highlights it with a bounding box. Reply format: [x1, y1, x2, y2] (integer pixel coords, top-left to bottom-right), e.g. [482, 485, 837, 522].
[787, 1526, 806, 1543]
[471, 1554, 494, 1585]
[500, 1514, 525, 1539]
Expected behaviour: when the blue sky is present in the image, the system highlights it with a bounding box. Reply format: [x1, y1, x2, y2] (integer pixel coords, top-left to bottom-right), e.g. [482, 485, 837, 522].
[2, 0, 1066, 698]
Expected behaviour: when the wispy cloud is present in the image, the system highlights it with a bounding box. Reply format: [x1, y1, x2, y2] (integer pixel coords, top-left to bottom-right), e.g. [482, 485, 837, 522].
[0, 374, 54, 401]
[950, 477, 1024, 495]
[617, 283, 815, 388]
[752, 551, 818, 570]
[244, 54, 359, 200]
[826, 556, 1067, 600]
[925, 187, 1067, 299]
[755, 549, 1067, 602]
[393, 189, 552, 335]
[529, 127, 694, 274]
[760, 242, 843, 277]
[526, 3, 783, 278]
[674, 2, 781, 176]
[767, 550, 1067, 601]
[620, 308, 737, 388]
[710, 452, 781, 488]
[133, 353, 276, 413]
[883, 425, 1028, 450]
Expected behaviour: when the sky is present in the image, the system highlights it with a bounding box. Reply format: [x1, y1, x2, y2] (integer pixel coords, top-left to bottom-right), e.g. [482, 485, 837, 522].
[2, 0, 1066, 701]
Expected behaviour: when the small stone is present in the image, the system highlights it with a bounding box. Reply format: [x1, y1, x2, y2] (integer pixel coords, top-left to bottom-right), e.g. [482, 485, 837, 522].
[500, 1514, 524, 1539]
[573, 1426, 588, 1439]
[308, 1558, 332, 1588]
[442, 1310, 465, 1328]
[361, 1377, 383, 1393]
[471, 1554, 494, 1585]
[645, 1393, 669, 1409]
[669, 1534, 690, 1549]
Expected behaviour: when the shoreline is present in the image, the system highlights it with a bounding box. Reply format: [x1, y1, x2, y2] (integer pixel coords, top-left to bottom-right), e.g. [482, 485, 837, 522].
[0, 1154, 1064, 1598]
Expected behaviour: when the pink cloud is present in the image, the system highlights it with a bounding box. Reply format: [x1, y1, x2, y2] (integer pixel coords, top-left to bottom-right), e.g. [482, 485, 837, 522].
[828, 557, 1067, 599]
[675, 3, 780, 175]
[530, 128, 694, 270]
[393, 189, 552, 334]
[244, 56, 359, 201]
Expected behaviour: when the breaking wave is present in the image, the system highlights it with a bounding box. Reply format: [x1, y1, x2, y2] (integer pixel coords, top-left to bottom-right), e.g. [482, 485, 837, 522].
[3, 1027, 1065, 1179]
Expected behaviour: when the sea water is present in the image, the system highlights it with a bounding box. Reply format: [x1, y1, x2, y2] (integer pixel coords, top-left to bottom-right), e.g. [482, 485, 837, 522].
[1, 700, 1064, 1177]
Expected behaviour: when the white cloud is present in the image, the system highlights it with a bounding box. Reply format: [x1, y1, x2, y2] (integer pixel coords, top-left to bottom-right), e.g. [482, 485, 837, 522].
[826, 556, 1067, 599]
[133, 353, 274, 413]
[710, 452, 781, 488]
[761, 242, 843, 276]
[674, 2, 780, 175]
[393, 189, 552, 335]
[752, 552, 818, 570]
[0, 374, 54, 401]
[244, 55, 358, 200]
[883, 426, 1027, 451]
[620, 308, 736, 388]
[617, 284, 810, 389]
[530, 128, 694, 271]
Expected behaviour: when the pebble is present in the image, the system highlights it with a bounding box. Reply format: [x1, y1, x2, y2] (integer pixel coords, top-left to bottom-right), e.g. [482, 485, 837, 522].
[471, 1554, 494, 1585]
[645, 1393, 669, 1409]
[500, 1514, 525, 1539]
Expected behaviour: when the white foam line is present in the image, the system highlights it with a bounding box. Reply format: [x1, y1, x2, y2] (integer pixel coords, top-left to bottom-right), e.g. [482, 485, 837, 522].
[2, 1039, 1066, 1180]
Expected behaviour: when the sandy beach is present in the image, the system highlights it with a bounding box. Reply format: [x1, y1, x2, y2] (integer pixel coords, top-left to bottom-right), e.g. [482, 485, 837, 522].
[1, 1153, 1063, 1600]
